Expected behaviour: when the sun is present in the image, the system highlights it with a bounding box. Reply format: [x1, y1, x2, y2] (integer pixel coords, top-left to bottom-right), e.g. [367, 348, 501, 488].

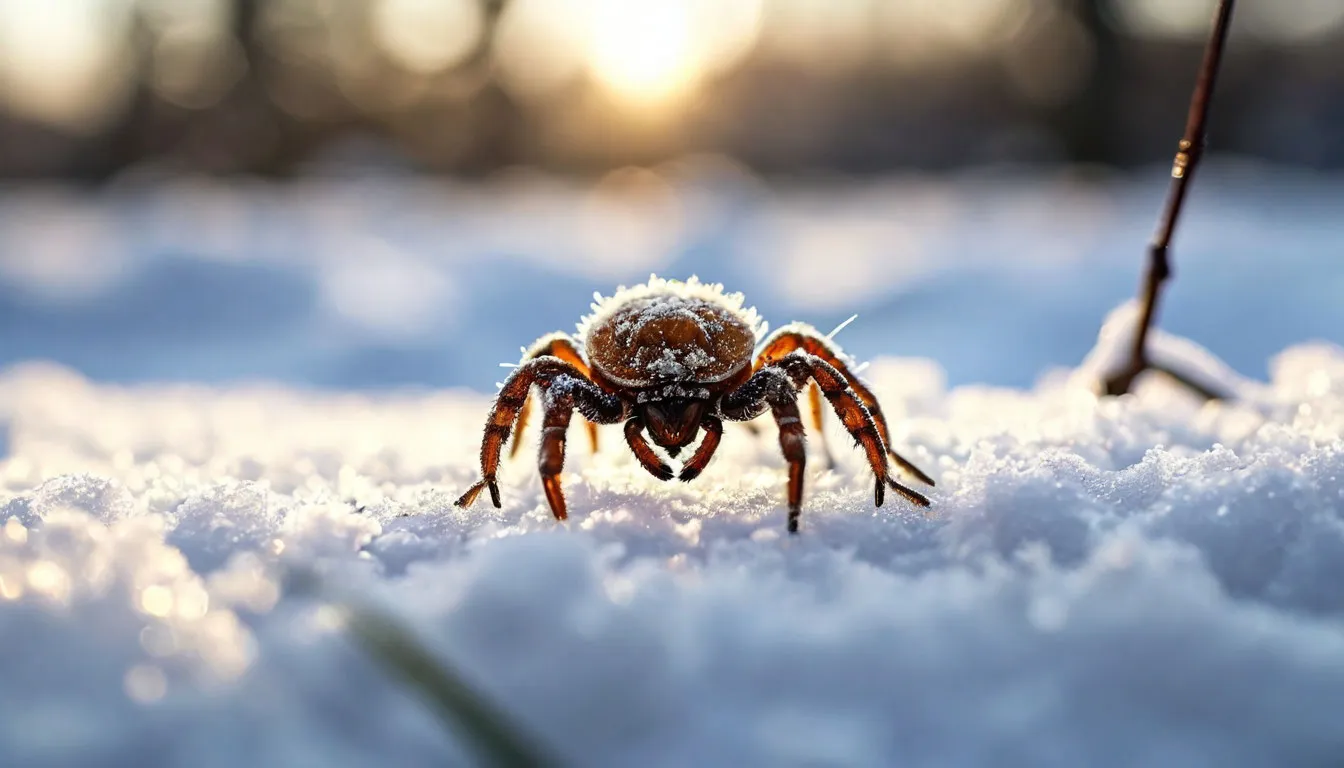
[584, 0, 697, 107]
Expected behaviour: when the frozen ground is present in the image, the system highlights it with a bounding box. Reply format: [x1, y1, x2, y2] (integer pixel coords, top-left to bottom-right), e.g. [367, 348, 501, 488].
[2, 164, 1344, 766]
[4, 308, 1344, 765]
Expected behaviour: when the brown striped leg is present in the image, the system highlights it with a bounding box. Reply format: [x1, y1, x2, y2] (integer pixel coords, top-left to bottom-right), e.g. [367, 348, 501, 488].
[508, 334, 600, 459]
[677, 417, 723, 481]
[624, 420, 673, 481]
[507, 394, 534, 460]
[538, 391, 573, 520]
[456, 357, 623, 510]
[773, 353, 931, 512]
[722, 367, 809, 532]
[772, 400, 807, 533]
[807, 382, 838, 471]
[756, 325, 933, 486]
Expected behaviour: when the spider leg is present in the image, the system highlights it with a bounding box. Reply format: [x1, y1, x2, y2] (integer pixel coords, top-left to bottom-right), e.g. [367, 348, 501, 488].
[725, 355, 930, 532]
[508, 395, 534, 460]
[538, 389, 573, 520]
[756, 324, 934, 486]
[456, 357, 624, 511]
[722, 367, 807, 532]
[678, 416, 724, 481]
[774, 353, 932, 511]
[508, 333, 601, 459]
[775, 400, 807, 533]
[624, 420, 674, 481]
[806, 382, 839, 471]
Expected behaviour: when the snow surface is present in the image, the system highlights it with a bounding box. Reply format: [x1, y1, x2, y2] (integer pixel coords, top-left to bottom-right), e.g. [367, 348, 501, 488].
[5, 305, 1344, 766]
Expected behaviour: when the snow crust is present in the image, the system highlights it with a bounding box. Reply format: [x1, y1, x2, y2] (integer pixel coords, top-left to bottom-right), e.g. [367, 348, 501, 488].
[4, 312, 1344, 766]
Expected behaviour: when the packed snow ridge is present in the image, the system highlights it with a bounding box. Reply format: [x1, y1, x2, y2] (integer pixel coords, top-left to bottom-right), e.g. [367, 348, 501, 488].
[3, 304, 1344, 767]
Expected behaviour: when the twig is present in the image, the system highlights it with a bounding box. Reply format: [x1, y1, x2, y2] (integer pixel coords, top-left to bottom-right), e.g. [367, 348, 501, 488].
[1102, 0, 1237, 399]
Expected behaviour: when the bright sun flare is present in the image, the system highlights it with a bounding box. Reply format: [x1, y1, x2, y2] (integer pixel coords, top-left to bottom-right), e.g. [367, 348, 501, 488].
[585, 0, 696, 106]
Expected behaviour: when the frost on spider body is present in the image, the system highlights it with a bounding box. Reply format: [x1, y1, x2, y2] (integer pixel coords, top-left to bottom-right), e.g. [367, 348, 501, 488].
[576, 275, 765, 387]
[7, 315, 1344, 765]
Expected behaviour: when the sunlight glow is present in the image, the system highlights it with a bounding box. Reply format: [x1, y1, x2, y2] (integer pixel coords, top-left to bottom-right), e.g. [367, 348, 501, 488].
[0, 0, 136, 132]
[497, 0, 762, 111]
[583, 0, 763, 110]
[494, 0, 588, 99]
[879, 0, 1031, 66]
[585, 0, 696, 105]
[370, 0, 483, 74]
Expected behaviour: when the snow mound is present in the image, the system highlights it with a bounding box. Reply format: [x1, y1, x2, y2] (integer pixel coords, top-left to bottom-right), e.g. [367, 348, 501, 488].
[4, 321, 1344, 766]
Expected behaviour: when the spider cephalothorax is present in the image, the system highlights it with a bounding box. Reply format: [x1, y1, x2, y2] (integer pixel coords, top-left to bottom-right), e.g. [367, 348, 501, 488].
[456, 275, 934, 533]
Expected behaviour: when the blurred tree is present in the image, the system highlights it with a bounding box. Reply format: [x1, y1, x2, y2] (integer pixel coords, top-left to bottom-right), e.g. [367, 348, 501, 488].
[0, 0, 1342, 179]
[1060, 0, 1120, 164]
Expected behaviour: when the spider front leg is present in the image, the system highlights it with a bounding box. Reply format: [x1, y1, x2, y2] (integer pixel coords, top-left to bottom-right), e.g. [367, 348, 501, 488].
[806, 382, 838, 471]
[757, 324, 934, 486]
[538, 389, 573, 519]
[456, 357, 624, 513]
[726, 356, 930, 533]
[722, 368, 808, 533]
[624, 420, 674, 481]
[774, 353, 931, 510]
[678, 416, 723, 481]
[509, 333, 601, 459]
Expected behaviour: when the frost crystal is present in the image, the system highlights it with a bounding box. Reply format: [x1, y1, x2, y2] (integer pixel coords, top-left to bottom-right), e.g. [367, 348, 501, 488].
[576, 274, 767, 350]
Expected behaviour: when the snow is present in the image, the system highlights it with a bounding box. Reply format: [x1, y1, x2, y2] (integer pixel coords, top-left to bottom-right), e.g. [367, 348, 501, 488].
[4, 304, 1344, 764]
[3, 162, 1344, 765]
[4, 160, 1343, 391]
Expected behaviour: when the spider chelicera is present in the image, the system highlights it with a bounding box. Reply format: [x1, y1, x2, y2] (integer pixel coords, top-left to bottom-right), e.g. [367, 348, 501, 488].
[456, 276, 934, 533]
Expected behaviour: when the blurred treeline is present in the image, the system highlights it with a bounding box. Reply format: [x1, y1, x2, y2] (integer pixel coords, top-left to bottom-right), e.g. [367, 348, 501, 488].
[1, 0, 1342, 181]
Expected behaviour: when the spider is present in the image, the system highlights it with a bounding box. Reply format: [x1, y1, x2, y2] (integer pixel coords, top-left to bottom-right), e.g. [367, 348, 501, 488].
[456, 276, 934, 533]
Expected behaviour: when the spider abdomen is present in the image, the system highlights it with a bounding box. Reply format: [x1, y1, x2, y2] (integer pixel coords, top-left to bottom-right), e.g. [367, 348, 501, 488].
[584, 293, 755, 388]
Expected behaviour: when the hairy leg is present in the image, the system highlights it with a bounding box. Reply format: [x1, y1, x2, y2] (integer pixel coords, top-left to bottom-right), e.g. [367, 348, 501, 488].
[774, 352, 931, 509]
[456, 357, 624, 510]
[726, 355, 930, 530]
[756, 324, 933, 486]
[723, 367, 808, 532]
[537, 390, 573, 520]
[774, 401, 807, 533]
[806, 382, 838, 471]
[509, 334, 601, 459]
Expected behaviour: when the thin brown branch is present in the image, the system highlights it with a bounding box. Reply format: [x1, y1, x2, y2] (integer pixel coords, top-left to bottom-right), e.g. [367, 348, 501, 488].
[1102, 0, 1237, 400]
[1146, 360, 1230, 402]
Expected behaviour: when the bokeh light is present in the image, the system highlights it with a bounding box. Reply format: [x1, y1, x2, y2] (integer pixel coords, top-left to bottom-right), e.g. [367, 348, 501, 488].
[584, 0, 704, 108]
[493, 0, 587, 100]
[0, 0, 1341, 171]
[370, 0, 484, 74]
[0, 0, 136, 132]
[496, 0, 764, 111]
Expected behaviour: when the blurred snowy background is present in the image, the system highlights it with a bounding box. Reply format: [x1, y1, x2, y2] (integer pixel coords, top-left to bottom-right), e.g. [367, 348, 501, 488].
[2, 0, 1343, 391]
[4, 1, 1344, 766]
[2, 161, 1343, 392]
